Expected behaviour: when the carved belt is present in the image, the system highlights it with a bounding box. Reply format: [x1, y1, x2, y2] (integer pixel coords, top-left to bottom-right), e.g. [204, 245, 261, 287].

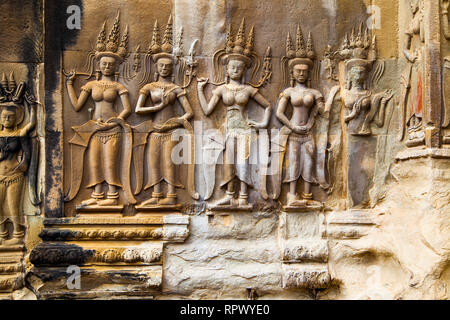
[289, 133, 312, 143]
[226, 106, 242, 112]
[94, 131, 122, 144]
[0, 172, 24, 186]
[149, 131, 173, 141]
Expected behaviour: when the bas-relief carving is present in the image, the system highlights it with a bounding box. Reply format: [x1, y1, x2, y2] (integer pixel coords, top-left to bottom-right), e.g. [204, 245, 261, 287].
[197, 18, 272, 211]
[0, 73, 39, 246]
[28, 3, 444, 298]
[441, 0, 450, 144]
[271, 25, 339, 210]
[64, 12, 135, 212]
[399, 0, 426, 147]
[333, 24, 393, 208]
[133, 16, 199, 212]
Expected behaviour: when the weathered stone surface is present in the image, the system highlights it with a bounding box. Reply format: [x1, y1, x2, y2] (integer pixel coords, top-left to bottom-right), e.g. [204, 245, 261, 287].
[0, 0, 448, 301]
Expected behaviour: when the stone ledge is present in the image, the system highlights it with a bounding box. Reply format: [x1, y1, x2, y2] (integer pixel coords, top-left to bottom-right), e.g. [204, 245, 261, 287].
[395, 148, 450, 161]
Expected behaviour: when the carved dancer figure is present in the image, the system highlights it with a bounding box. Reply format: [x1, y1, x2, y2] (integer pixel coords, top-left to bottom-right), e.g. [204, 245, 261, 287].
[64, 12, 135, 207]
[399, 0, 425, 146]
[134, 16, 198, 206]
[440, 0, 450, 142]
[335, 23, 394, 208]
[0, 73, 38, 245]
[338, 24, 393, 136]
[273, 25, 338, 208]
[197, 19, 272, 208]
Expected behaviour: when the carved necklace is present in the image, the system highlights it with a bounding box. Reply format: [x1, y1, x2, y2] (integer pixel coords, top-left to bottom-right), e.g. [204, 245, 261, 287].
[94, 81, 117, 90]
[151, 82, 177, 90]
[225, 83, 246, 92]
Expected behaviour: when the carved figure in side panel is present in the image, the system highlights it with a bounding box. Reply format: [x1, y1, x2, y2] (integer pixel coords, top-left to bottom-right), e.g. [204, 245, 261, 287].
[0, 73, 39, 245]
[399, 0, 425, 146]
[440, 0, 450, 144]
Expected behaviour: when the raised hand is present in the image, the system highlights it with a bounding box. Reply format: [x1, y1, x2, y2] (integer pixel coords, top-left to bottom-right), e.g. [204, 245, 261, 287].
[197, 77, 209, 90]
[248, 120, 267, 129]
[382, 89, 394, 102]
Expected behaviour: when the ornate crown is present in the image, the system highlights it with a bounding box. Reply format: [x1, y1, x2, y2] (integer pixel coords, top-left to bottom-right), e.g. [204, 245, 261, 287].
[285, 24, 316, 69]
[223, 18, 254, 67]
[147, 15, 180, 63]
[0, 72, 35, 126]
[95, 12, 129, 64]
[338, 23, 376, 71]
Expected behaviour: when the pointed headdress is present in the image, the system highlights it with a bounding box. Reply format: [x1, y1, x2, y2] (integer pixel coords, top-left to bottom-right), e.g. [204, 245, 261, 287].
[0, 72, 30, 126]
[147, 15, 180, 64]
[95, 11, 129, 64]
[338, 22, 377, 72]
[222, 18, 255, 68]
[285, 24, 316, 70]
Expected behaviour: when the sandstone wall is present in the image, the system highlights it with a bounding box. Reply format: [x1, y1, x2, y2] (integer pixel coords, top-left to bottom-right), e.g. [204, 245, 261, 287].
[0, 0, 448, 300]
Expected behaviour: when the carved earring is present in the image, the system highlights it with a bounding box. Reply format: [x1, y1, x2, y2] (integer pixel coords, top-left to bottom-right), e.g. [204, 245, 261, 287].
[290, 72, 295, 87]
[154, 71, 159, 82]
[95, 70, 101, 80]
[114, 72, 119, 82]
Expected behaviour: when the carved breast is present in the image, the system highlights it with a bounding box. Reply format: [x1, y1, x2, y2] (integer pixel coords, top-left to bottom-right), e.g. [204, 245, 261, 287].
[290, 92, 314, 108]
[150, 88, 177, 105]
[91, 84, 118, 103]
[222, 85, 251, 107]
[344, 91, 370, 111]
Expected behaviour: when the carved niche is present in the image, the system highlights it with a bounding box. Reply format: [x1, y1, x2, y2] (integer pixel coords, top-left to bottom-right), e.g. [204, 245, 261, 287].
[0, 72, 40, 296]
[399, 0, 426, 147]
[441, 0, 450, 144]
[0, 73, 39, 246]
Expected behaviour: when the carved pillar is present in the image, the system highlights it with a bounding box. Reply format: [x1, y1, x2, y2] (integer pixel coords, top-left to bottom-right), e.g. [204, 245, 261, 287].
[423, 0, 442, 147]
[278, 209, 330, 290]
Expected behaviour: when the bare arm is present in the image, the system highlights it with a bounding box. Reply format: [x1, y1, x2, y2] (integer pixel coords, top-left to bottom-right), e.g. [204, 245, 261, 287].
[321, 86, 340, 119]
[252, 92, 272, 128]
[197, 78, 220, 116]
[371, 89, 393, 127]
[118, 93, 131, 120]
[66, 80, 90, 112]
[304, 104, 318, 131]
[177, 94, 194, 121]
[275, 95, 294, 130]
[20, 103, 37, 136]
[403, 33, 416, 63]
[135, 93, 167, 115]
